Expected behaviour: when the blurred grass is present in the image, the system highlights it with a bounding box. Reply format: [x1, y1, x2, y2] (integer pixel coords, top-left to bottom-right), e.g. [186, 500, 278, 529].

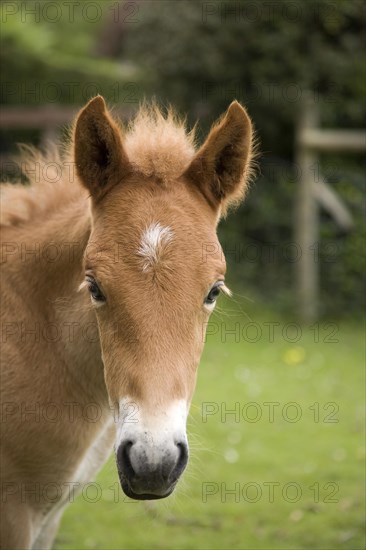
[55, 299, 365, 550]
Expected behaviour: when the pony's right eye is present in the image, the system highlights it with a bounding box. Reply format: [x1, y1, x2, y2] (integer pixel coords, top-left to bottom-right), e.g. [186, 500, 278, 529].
[86, 276, 106, 304]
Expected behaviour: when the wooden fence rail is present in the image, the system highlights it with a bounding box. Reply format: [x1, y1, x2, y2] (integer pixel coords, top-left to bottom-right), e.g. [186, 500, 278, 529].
[0, 105, 135, 130]
[0, 104, 134, 166]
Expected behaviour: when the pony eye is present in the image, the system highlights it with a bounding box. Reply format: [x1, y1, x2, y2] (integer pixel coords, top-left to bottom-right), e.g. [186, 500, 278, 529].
[205, 282, 223, 306]
[86, 276, 105, 303]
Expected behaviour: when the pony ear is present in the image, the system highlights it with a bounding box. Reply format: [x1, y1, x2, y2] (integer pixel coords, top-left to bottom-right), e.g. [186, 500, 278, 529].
[74, 95, 130, 201]
[184, 101, 253, 214]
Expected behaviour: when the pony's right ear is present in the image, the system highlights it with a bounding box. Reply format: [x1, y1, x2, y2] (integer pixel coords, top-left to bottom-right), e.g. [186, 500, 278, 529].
[74, 96, 130, 201]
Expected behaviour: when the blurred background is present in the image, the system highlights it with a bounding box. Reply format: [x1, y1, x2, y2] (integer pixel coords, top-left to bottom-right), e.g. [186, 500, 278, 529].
[1, 1, 365, 549]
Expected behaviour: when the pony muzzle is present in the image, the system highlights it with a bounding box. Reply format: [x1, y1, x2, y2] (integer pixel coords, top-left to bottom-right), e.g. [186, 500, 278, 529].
[117, 437, 188, 499]
[115, 399, 189, 500]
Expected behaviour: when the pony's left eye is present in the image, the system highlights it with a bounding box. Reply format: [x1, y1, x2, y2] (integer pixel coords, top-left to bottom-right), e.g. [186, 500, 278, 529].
[86, 276, 106, 303]
[205, 282, 223, 306]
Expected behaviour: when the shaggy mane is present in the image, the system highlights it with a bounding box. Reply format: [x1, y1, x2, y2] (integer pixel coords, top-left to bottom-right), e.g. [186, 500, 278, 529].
[124, 104, 196, 181]
[0, 103, 196, 227]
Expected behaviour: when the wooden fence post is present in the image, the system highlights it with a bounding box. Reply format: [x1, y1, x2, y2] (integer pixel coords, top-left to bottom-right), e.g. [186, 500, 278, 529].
[295, 93, 319, 323]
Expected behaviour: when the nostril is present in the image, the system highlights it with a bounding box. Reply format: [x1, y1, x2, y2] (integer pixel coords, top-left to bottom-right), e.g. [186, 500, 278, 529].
[174, 441, 189, 479]
[117, 440, 135, 479]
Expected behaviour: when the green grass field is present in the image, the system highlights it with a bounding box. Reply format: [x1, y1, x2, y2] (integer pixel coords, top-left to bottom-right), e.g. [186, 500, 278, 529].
[55, 300, 365, 550]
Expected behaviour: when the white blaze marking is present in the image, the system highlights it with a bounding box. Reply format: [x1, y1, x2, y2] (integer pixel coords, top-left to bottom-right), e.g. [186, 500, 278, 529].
[138, 222, 173, 271]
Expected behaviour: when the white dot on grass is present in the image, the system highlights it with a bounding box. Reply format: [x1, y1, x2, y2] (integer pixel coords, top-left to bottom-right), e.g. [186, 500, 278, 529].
[289, 509, 304, 522]
[224, 448, 239, 463]
[332, 448, 347, 462]
[246, 382, 262, 397]
[302, 462, 317, 474]
[228, 431, 242, 445]
[235, 368, 248, 382]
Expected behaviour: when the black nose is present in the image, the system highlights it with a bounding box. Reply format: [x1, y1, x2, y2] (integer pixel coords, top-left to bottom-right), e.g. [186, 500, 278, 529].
[116, 439, 189, 500]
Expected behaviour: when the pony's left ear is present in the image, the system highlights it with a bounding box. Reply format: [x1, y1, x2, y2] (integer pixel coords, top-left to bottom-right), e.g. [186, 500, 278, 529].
[74, 95, 130, 202]
[184, 101, 254, 215]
